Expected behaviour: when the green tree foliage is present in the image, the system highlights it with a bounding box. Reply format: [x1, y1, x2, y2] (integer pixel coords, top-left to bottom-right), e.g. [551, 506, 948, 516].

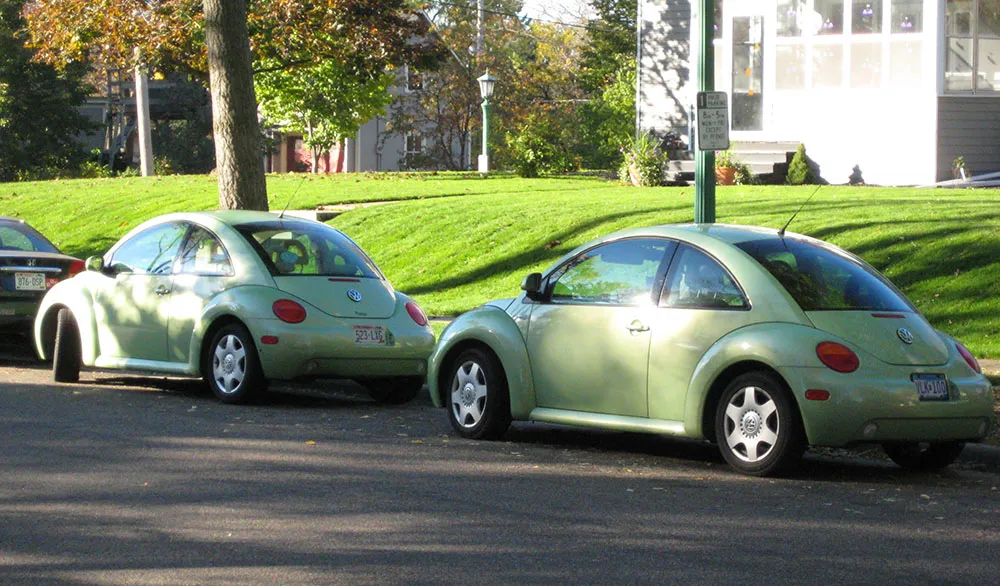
[579, 54, 635, 169]
[0, 0, 93, 182]
[256, 60, 394, 171]
[581, 0, 636, 92]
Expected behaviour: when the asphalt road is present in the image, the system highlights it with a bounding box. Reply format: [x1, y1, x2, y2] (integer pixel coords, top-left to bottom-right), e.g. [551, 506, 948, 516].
[1, 337, 999, 585]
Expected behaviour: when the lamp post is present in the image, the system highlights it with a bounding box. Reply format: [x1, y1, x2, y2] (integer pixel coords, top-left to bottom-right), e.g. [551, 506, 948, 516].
[477, 72, 496, 175]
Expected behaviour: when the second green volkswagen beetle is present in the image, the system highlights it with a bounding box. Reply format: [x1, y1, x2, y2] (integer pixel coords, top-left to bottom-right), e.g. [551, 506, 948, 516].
[34, 211, 435, 404]
[427, 224, 994, 476]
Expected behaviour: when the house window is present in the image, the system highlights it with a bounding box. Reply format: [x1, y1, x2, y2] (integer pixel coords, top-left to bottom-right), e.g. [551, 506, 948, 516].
[815, 0, 845, 34]
[406, 66, 423, 92]
[852, 1, 882, 34]
[890, 40, 922, 87]
[946, 0, 1000, 92]
[813, 45, 844, 87]
[777, 0, 806, 37]
[405, 133, 422, 155]
[891, 0, 922, 32]
[851, 43, 882, 87]
[776, 44, 806, 88]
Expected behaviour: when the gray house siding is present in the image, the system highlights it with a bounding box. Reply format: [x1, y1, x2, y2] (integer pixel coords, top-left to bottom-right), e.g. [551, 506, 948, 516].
[638, 0, 692, 141]
[937, 97, 1000, 181]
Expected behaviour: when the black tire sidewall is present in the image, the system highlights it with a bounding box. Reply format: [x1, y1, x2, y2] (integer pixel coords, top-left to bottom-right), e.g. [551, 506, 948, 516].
[204, 323, 265, 404]
[447, 347, 511, 440]
[883, 441, 965, 470]
[363, 377, 424, 405]
[52, 308, 81, 383]
[715, 372, 803, 476]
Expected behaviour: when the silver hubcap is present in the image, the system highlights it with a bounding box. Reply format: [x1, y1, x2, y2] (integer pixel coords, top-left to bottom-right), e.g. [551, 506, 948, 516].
[723, 386, 779, 463]
[451, 360, 488, 428]
[213, 334, 247, 395]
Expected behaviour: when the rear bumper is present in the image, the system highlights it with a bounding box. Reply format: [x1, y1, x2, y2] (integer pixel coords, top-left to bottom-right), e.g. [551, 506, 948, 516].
[245, 316, 434, 380]
[784, 363, 994, 447]
[0, 299, 41, 325]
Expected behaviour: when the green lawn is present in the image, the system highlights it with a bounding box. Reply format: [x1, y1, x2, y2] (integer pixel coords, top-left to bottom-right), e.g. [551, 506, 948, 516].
[3, 174, 1000, 357]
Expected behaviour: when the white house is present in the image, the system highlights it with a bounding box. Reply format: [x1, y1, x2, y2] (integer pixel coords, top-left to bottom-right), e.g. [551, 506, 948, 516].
[639, 0, 1000, 185]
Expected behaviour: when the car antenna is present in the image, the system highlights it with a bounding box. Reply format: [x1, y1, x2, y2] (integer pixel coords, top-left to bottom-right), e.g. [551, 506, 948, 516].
[277, 174, 308, 220]
[778, 185, 822, 238]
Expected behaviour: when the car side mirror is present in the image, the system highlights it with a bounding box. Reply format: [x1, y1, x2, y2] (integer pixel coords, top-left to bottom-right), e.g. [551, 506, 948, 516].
[85, 256, 105, 273]
[521, 272, 545, 301]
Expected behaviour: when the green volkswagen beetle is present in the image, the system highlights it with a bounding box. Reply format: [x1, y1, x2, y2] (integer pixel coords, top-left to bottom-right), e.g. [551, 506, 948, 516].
[34, 211, 434, 404]
[428, 224, 994, 476]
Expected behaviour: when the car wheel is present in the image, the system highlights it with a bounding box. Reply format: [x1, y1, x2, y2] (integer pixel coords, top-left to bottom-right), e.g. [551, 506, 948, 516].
[883, 441, 965, 470]
[447, 348, 511, 440]
[363, 377, 424, 405]
[52, 308, 81, 383]
[204, 324, 265, 404]
[715, 372, 804, 476]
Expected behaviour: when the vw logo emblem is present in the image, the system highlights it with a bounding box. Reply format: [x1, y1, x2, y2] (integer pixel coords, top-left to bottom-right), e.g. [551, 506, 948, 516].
[346, 289, 362, 303]
[897, 328, 914, 345]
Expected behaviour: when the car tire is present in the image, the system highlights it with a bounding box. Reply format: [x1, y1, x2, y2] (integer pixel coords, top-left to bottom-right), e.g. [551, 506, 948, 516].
[447, 347, 511, 440]
[52, 308, 81, 383]
[363, 377, 424, 405]
[715, 372, 805, 476]
[883, 441, 965, 470]
[204, 323, 266, 404]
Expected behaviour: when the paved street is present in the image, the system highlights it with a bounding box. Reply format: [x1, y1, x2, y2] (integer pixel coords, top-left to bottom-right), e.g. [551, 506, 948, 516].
[1, 338, 999, 585]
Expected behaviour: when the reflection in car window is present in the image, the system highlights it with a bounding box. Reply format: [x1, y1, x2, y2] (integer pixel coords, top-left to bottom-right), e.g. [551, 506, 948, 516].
[735, 236, 913, 312]
[236, 220, 381, 278]
[662, 245, 747, 309]
[550, 239, 670, 305]
[0, 223, 59, 253]
[109, 223, 187, 275]
[177, 226, 233, 275]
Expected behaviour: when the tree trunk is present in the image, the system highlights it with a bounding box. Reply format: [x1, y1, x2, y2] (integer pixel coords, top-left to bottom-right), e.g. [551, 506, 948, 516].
[204, 0, 268, 210]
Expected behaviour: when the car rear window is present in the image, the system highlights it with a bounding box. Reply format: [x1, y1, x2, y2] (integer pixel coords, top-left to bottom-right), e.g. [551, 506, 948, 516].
[0, 222, 59, 253]
[735, 237, 913, 312]
[235, 220, 381, 278]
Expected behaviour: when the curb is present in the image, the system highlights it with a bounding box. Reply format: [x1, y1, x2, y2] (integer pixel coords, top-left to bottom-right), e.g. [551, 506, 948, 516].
[959, 442, 1000, 472]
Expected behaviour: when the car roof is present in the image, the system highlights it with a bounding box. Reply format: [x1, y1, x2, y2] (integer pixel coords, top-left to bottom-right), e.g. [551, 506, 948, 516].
[613, 223, 792, 243]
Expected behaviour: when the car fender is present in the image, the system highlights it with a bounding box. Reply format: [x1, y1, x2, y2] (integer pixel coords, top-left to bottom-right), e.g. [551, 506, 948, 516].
[682, 322, 829, 439]
[182, 284, 290, 371]
[428, 306, 535, 419]
[33, 275, 101, 364]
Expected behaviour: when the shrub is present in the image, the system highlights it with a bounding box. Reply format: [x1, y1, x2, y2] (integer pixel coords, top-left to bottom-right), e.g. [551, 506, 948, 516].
[618, 131, 667, 186]
[786, 143, 816, 185]
[504, 112, 579, 178]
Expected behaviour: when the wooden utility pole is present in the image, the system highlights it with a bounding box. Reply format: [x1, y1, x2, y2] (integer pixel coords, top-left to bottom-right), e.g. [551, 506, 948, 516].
[204, 0, 268, 210]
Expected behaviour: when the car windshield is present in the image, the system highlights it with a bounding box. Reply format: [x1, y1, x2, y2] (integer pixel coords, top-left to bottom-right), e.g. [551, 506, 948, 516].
[235, 220, 381, 278]
[0, 221, 59, 253]
[735, 236, 913, 312]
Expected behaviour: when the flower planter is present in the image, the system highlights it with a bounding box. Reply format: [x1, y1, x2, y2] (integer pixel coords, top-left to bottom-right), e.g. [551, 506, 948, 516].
[715, 166, 737, 185]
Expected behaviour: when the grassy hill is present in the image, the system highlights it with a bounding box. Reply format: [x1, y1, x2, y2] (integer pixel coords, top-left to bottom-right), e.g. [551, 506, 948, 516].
[3, 173, 1000, 357]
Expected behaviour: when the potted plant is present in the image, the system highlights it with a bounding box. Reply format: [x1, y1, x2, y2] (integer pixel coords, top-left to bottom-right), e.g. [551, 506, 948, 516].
[619, 131, 667, 187]
[953, 156, 970, 180]
[715, 150, 738, 185]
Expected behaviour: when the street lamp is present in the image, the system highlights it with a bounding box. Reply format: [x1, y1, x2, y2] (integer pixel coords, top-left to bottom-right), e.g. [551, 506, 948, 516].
[477, 72, 496, 175]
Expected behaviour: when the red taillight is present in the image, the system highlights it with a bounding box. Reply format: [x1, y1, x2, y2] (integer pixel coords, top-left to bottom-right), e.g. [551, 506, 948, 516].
[272, 299, 306, 323]
[956, 342, 981, 374]
[816, 342, 860, 373]
[405, 301, 428, 326]
[68, 259, 85, 277]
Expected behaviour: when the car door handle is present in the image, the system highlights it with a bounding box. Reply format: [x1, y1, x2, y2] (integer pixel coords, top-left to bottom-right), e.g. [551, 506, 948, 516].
[627, 320, 649, 333]
[154, 285, 171, 296]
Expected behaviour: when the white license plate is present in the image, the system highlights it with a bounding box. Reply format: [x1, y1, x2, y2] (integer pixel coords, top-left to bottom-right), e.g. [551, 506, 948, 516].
[353, 325, 386, 346]
[912, 373, 949, 401]
[14, 273, 46, 291]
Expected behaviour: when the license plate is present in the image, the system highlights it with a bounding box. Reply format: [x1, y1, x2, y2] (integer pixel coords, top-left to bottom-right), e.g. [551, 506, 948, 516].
[912, 373, 949, 401]
[14, 273, 46, 291]
[353, 325, 386, 346]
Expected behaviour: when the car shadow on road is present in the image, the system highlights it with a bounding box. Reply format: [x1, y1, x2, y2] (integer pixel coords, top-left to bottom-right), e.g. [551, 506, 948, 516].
[503, 421, 977, 485]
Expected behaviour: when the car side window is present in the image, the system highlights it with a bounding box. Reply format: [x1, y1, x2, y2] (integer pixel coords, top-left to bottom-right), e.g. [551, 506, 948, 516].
[109, 223, 187, 276]
[177, 226, 233, 276]
[549, 238, 672, 306]
[661, 244, 747, 309]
